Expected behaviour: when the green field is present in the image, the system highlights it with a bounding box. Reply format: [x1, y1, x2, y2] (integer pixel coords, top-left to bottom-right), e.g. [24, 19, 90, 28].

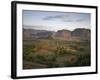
[23, 39, 91, 69]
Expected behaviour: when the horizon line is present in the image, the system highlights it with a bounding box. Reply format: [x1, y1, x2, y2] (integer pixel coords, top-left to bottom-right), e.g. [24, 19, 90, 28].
[23, 27, 91, 32]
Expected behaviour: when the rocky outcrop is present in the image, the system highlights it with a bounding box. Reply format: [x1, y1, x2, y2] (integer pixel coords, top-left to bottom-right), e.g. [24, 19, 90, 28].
[52, 29, 72, 40]
[71, 28, 90, 41]
[23, 28, 90, 41]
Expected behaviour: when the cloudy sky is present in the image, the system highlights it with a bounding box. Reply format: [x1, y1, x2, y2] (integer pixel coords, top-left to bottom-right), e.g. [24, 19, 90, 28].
[23, 10, 91, 31]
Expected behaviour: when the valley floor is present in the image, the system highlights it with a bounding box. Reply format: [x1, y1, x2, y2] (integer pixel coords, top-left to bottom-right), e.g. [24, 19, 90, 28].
[23, 39, 91, 69]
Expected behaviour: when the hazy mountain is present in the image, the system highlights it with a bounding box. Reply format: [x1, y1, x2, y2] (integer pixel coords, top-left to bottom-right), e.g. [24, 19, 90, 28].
[23, 28, 55, 39]
[23, 27, 90, 41]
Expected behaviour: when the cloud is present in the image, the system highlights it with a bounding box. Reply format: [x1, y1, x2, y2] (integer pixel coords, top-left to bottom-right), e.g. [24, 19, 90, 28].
[43, 14, 85, 22]
[43, 14, 69, 20]
[63, 18, 85, 22]
[75, 18, 85, 22]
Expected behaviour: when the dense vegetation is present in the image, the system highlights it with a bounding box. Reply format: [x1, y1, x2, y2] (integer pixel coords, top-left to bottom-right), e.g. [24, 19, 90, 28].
[23, 39, 91, 69]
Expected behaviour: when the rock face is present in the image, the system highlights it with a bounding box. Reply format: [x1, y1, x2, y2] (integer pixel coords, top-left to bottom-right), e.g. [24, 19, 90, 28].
[71, 28, 90, 41]
[52, 29, 72, 40]
[23, 28, 90, 41]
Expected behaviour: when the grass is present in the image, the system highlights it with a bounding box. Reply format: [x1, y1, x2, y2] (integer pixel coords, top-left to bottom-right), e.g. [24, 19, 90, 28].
[23, 39, 91, 69]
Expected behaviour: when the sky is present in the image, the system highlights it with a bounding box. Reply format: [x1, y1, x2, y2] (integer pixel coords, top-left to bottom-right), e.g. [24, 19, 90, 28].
[23, 10, 91, 31]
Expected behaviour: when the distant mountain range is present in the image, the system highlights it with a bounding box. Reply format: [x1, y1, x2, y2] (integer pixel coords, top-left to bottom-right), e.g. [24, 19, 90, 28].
[23, 27, 90, 41]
